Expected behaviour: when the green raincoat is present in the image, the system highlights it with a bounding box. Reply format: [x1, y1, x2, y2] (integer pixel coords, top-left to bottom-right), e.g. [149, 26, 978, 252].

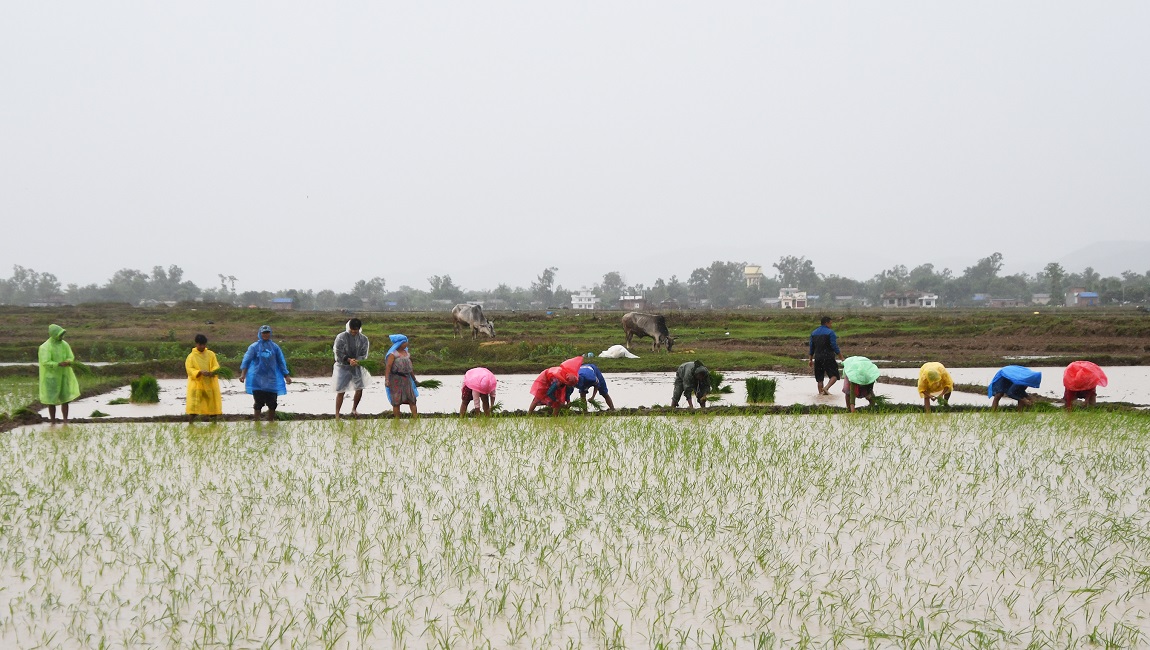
[38, 324, 81, 405]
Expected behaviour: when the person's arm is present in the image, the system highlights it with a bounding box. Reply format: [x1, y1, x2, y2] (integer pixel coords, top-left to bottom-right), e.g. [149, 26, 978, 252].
[358, 338, 370, 362]
[39, 343, 58, 369]
[459, 396, 469, 416]
[278, 347, 292, 384]
[846, 389, 855, 412]
[830, 330, 842, 360]
[991, 394, 1002, 411]
[62, 342, 74, 367]
[923, 395, 931, 413]
[808, 335, 815, 366]
[238, 344, 254, 382]
[384, 353, 394, 382]
[186, 354, 200, 379]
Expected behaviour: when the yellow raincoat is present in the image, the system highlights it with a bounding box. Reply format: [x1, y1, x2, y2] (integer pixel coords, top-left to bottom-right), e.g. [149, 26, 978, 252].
[917, 362, 954, 398]
[185, 347, 222, 415]
[38, 324, 81, 405]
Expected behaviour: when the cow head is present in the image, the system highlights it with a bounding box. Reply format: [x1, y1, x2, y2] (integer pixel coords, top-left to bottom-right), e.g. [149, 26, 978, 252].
[479, 320, 495, 337]
[663, 335, 675, 352]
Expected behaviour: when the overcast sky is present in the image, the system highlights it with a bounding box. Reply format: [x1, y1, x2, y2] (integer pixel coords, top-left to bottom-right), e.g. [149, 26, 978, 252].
[3, 2, 1148, 294]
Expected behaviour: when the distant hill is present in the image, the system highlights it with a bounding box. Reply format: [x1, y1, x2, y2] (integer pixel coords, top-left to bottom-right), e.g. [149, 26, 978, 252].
[1054, 241, 1150, 277]
[1006, 241, 1150, 277]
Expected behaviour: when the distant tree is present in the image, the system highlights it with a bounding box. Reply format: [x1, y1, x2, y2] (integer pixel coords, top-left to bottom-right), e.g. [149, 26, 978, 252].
[352, 277, 388, 309]
[687, 267, 709, 301]
[335, 292, 363, 310]
[531, 267, 558, 306]
[427, 275, 464, 303]
[1081, 266, 1100, 292]
[1044, 263, 1066, 305]
[961, 252, 1004, 292]
[773, 256, 819, 289]
[596, 271, 626, 309]
[705, 261, 745, 308]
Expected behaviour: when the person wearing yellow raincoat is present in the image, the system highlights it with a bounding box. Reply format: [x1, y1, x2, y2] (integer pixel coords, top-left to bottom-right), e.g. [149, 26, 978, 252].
[185, 334, 222, 417]
[38, 323, 81, 424]
[917, 362, 954, 413]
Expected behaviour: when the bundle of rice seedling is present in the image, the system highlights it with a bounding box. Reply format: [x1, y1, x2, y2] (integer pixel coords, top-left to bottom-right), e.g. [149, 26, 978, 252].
[745, 377, 776, 403]
[69, 361, 94, 376]
[213, 366, 235, 380]
[130, 375, 160, 404]
[416, 379, 442, 390]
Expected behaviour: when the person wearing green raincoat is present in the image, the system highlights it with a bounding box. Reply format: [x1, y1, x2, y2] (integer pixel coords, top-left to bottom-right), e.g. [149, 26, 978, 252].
[38, 323, 81, 424]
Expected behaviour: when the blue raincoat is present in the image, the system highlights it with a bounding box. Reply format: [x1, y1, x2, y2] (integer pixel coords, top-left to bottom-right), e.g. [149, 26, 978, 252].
[987, 366, 1042, 398]
[240, 327, 291, 395]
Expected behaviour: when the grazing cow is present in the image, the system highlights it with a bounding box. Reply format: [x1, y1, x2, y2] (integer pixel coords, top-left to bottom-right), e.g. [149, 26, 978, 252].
[622, 312, 674, 352]
[452, 304, 496, 339]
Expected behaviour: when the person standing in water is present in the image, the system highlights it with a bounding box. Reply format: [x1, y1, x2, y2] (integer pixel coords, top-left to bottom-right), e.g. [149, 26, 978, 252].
[185, 334, 222, 419]
[332, 319, 370, 419]
[239, 324, 292, 422]
[808, 316, 844, 395]
[384, 334, 419, 419]
[38, 323, 81, 424]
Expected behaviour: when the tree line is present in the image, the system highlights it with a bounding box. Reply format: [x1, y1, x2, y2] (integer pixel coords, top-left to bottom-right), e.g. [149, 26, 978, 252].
[2, 254, 1149, 310]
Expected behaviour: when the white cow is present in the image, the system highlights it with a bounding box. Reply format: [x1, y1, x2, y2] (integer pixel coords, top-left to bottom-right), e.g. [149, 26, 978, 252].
[452, 304, 496, 339]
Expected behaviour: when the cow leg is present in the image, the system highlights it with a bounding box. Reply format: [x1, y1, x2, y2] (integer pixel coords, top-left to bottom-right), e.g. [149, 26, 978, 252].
[625, 331, 633, 349]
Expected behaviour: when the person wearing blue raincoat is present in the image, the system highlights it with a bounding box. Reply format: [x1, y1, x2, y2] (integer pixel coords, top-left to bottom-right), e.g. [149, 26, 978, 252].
[238, 325, 292, 421]
[989, 365, 1041, 411]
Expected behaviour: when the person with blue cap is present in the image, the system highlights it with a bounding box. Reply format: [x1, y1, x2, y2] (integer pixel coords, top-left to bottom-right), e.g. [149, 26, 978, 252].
[239, 325, 292, 422]
[384, 333, 419, 419]
[989, 366, 1041, 411]
[564, 362, 616, 413]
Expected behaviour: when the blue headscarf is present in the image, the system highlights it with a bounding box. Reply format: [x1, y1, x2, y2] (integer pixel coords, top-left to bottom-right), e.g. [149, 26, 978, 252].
[387, 334, 409, 358]
[988, 365, 1042, 397]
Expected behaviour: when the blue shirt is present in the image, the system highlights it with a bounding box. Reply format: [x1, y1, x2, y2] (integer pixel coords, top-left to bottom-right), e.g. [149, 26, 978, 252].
[809, 325, 840, 358]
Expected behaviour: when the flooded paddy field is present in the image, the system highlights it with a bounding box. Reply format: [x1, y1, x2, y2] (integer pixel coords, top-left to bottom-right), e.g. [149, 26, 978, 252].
[3, 415, 1149, 647]
[55, 371, 1001, 420]
[48, 365, 1150, 420]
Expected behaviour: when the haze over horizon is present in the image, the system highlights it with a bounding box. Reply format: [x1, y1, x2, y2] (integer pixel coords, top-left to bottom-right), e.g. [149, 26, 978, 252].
[3, 3, 1147, 294]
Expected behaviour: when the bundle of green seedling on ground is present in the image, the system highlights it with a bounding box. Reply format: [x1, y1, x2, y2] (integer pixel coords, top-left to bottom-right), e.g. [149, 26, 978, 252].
[744, 377, 777, 403]
[1, 413, 1149, 647]
[129, 374, 160, 403]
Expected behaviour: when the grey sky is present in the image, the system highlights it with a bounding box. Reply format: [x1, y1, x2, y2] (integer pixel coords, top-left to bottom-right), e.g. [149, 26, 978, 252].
[3, 2, 1148, 294]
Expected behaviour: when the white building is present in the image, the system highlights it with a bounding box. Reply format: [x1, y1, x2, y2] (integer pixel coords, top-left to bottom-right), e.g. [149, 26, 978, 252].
[571, 290, 599, 310]
[779, 287, 807, 309]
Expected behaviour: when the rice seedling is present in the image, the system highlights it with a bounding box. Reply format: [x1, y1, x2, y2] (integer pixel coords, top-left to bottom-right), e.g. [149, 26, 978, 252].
[107, 397, 130, 405]
[744, 377, 777, 403]
[416, 379, 442, 390]
[1, 413, 1149, 646]
[213, 366, 235, 380]
[129, 375, 160, 403]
